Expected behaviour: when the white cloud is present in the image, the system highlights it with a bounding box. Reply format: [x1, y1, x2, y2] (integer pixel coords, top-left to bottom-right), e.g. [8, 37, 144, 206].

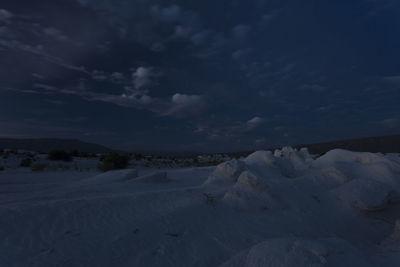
[0, 9, 13, 22]
[172, 93, 203, 105]
[261, 14, 274, 22]
[151, 42, 166, 52]
[91, 70, 107, 81]
[259, 11, 279, 26]
[255, 138, 266, 144]
[43, 27, 68, 41]
[119, 93, 154, 105]
[0, 26, 8, 36]
[174, 25, 193, 38]
[164, 93, 206, 117]
[28, 82, 206, 119]
[151, 5, 182, 22]
[232, 48, 252, 61]
[246, 116, 265, 130]
[33, 83, 59, 92]
[132, 67, 154, 90]
[382, 118, 398, 129]
[191, 30, 210, 45]
[111, 72, 124, 80]
[140, 95, 153, 104]
[94, 92, 206, 118]
[382, 76, 400, 84]
[32, 73, 45, 80]
[232, 24, 251, 39]
[0, 37, 89, 74]
[315, 105, 333, 112]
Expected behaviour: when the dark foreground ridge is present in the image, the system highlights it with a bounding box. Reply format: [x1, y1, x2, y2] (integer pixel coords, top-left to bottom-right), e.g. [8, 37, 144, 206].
[0, 138, 113, 153]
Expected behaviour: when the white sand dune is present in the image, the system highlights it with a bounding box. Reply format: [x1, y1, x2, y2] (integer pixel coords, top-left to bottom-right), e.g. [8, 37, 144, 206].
[0, 148, 399, 266]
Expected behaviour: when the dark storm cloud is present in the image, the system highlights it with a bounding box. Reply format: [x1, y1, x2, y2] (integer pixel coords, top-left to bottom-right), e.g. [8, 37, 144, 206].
[0, 0, 400, 152]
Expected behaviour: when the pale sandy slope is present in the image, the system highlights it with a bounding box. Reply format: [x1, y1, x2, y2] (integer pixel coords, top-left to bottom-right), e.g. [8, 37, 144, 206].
[0, 148, 399, 266]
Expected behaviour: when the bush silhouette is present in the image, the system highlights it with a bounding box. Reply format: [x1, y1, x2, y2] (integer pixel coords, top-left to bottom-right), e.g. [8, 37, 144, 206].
[98, 153, 129, 172]
[20, 158, 33, 167]
[31, 163, 47, 172]
[48, 150, 72, 162]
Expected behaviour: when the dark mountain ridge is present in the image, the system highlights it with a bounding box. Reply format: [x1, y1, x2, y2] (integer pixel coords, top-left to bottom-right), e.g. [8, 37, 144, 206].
[224, 134, 400, 158]
[0, 138, 113, 153]
[1, 134, 399, 156]
[296, 134, 400, 155]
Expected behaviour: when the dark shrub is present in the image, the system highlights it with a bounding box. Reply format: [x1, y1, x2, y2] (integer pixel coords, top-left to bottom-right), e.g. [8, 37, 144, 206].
[20, 158, 33, 167]
[48, 150, 72, 162]
[69, 150, 97, 158]
[2, 151, 9, 159]
[0, 166, 4, 171]
[24, 152, 35, 158]
[98, 152, 129, 172]
[31, 163, 47, 172]
[70, 150, 80, 157]
[79, 152, 95, 158]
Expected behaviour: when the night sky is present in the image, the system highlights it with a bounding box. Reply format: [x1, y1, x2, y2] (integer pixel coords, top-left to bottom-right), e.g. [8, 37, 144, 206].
[0, 0, 399, 152]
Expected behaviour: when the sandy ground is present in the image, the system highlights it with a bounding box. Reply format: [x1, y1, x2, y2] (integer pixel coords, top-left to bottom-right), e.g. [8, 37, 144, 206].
[0, 148, 399, 266]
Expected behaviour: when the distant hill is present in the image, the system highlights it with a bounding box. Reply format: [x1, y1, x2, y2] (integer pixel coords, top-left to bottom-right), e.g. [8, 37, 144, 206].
[0, 138, 113, 153]
[296, 134, 400, 155]
[225, 134, 400, 158]
[1, 134, 399, 156]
